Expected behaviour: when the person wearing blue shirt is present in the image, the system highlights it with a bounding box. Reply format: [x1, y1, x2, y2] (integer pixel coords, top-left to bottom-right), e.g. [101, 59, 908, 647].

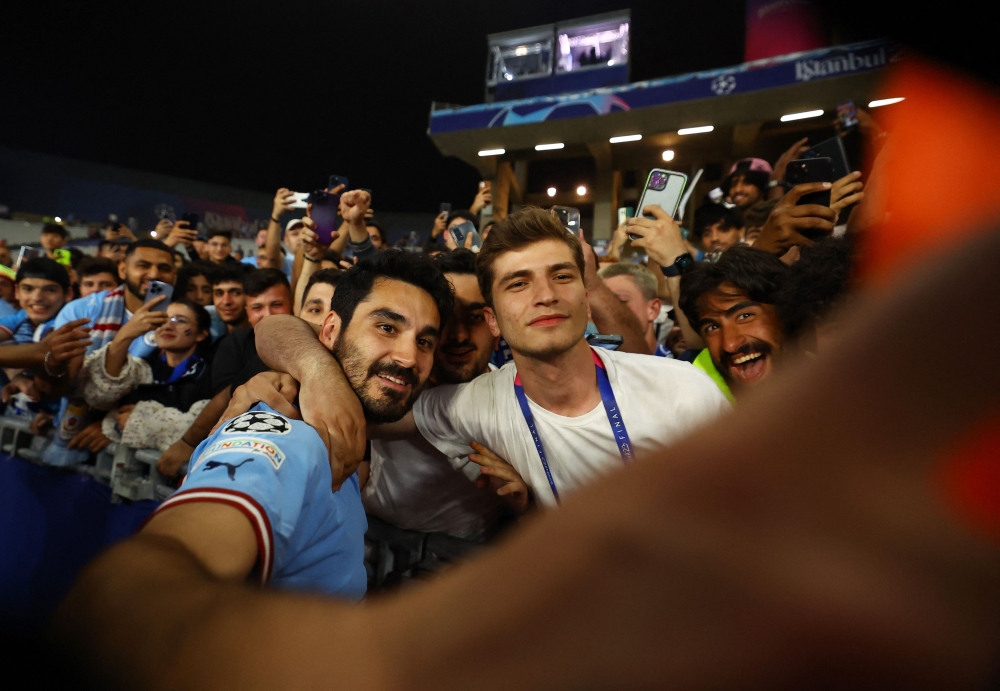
[132, 245, 455, 597]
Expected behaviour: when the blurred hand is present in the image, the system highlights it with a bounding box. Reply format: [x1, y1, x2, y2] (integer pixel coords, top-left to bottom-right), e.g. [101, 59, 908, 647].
[116, 404, 135, 432]
[163, 220, 198, 248]
[580, 238, 601, 290]
[116, 297, 168, 341]
[67, 420, 111, 453]
[299, 218, 328, 261]
[754, 183, 836, 255]
[157, 438, 194, 478]
[29, 412, 54, 436]
[625, 205, 690, 268]
[470, 440, 529, 514]
[272, 187, 296, 219]
[830, 171, 865, 216]
[339, 190, 371, 225]
[607, 222, 629, 262]
[1, 374, 40, 403]
[41, 318, 92, 374]
[431, 211, 448, 238]
[771, 137, 810, 184]
[470, 184, 492, 214]
[213, 372, 302, 433]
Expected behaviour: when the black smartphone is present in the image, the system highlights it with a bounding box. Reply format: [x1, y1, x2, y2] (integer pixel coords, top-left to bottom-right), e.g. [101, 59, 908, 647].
[551, 206, 581, 234]
[803, 137, 850, 182]
[786, 157, 833, 207]
[586, 333, 623, 351]
[180, 211, 199, 228]
[328, 175, 350, 191]
[439, 202, 452, 215]
[308, 190, 341, 245]
[449, 220, 482, 250]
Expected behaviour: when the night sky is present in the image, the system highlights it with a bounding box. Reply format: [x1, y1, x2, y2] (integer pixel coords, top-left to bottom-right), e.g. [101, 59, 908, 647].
[2, 1, 750, 212]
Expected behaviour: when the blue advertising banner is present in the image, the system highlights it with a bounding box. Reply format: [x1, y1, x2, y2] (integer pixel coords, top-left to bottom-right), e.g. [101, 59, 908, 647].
[430, 39, 898, 135]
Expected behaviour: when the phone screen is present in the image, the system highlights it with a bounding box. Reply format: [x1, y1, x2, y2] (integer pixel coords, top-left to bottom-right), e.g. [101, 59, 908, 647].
[551, 206, 581, 234]
[143, 280, 174, 312]
[836, 100, 859, 129]
[309, 191, 341, 244]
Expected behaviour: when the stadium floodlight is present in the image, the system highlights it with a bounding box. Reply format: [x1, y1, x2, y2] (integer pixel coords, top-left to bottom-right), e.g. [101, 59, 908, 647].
[478, 148, 505, 156]
[535, 143, 565, 151]
[677, 125, 714, 135]
[780, 109, 824, 122]
[609, 134, 642, 143]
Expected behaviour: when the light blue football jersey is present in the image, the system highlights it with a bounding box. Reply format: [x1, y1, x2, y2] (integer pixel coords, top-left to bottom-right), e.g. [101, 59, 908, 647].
[154, 403, 368, 600]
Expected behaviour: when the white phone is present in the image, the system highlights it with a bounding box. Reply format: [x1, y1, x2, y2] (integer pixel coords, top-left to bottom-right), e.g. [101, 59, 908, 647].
[288, 192, 310, 209]
[630, 169, 688, 240]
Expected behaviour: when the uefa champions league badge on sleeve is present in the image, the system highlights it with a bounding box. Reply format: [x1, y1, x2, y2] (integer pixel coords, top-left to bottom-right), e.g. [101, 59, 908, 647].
[222, 411, 292, 435]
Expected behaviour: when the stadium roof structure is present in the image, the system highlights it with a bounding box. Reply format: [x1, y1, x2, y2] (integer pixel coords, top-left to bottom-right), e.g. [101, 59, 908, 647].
[428, 39, 900, 239]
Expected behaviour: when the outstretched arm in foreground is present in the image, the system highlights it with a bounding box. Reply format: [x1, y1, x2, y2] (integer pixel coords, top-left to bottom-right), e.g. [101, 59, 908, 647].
[56, 230, 1000, 691]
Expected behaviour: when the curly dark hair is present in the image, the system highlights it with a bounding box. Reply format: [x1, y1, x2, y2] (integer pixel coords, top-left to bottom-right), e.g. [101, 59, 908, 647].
[679, 245, 789, 329]
[776, 237, 855, 338]
[332, 250, 454, 332]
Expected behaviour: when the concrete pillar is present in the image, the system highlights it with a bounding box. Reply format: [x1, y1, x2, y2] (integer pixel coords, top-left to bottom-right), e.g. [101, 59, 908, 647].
[587, 142, 614, 241]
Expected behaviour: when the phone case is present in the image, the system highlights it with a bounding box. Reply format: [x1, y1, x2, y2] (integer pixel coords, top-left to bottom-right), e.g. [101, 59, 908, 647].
[630, 170, 688, 239]
[144, 281, 174, 312]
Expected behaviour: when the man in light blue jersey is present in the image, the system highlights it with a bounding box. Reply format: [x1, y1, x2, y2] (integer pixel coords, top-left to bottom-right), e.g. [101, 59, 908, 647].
[132, 251, 455, 598]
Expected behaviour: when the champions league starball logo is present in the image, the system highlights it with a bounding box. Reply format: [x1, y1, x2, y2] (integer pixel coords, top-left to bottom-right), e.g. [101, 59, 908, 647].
[711, 74, 736, 96]
[222, 411, 292, 435]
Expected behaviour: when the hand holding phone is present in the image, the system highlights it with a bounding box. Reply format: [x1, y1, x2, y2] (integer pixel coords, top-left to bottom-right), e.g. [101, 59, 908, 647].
[307, 191, 341, 245]
[753, 182, 837, 253]
[624, 205, 689, 268]
[288, 192, 310, 210]
[447, 220, 482, 251]
[785, 158, 834, 207]
[143, 280, 174, 313]
[630, 170, 687, 240]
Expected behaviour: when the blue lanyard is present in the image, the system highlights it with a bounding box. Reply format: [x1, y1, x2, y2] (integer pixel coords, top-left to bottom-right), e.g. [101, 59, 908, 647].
[513, 350, 634, 503]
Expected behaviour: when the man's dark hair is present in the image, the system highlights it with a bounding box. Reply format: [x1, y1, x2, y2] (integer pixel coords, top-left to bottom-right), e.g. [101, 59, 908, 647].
[365, 220, 386, 242]
[694, 203, 745, 237]
[168, 298, 212, 335]
[744, 199, 779, 230]
[243, 268, 289, 298]
[15, 257, 70, 290]
[475, 207, 585, 307]
[207, 229, 232, 241]
[446, 209, 479, 231]
[210, 261, 252, 287]
[41, 223, 68, 238]
[433, 248, 476, 275]
[77, 256, 120, 282]
[777, 237, 855, 339]
[322, 249, 343, 265]
[331, 250, 454, 333]
[679, 246, 789, 329]
[302, 269, 342, 310]
[125, 239, 174, 260]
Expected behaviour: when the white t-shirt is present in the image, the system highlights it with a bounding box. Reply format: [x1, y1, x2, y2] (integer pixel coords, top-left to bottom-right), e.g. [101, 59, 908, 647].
[364, 434, 505, 540]
[413, 346, 731, 507]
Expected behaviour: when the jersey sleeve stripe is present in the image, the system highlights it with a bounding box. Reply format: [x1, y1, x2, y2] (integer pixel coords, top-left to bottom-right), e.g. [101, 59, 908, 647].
[153, 488, 275, 585]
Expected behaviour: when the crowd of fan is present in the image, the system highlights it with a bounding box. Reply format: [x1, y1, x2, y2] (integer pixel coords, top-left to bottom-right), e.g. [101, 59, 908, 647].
[1, 113, 875, 599]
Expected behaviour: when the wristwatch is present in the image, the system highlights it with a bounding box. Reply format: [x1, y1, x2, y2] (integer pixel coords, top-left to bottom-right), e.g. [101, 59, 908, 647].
[661, 253, 694, 277]
[767, 179, 784, 190]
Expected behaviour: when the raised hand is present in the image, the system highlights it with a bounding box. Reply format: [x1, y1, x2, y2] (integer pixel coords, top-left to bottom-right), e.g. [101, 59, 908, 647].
[470, 182, 492, 214]
[163, 220, 198, 248]
[41, 318, 92, 375]
[339, 190, 372, 225]
[771, 137, 811, 189]
[753, 182, 837, 255]
[625, 205, 690, 267]
[115, 296, 168, 342]
[830, 171, 865, 216]
[470, 440, 530, 514]
[272, 187, 297, 220]
[431, 211, 448, 239]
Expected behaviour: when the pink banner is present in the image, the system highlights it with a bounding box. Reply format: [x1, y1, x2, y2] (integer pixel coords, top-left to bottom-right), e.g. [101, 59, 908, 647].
[745, 0, 826, 62]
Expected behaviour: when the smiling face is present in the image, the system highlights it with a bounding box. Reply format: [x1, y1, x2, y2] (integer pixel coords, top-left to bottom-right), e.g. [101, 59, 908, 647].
[16, 277, 67, 324]
[695, 281, 784, 392]
[207, 235, 232, 263]
[213, 280, 247, 327]
[434, 273, 496, 384]
[485, 238, 589, 361]
[728, 174, 763, 210]
[120, 247, 176, 300]
[320, 278, 440, 426]
[700, 222, 745, 255]
[154, 303, 207, 353]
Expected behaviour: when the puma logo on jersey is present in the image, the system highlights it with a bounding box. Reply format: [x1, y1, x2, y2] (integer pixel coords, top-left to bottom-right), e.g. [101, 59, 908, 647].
[203, 458, 254, 480]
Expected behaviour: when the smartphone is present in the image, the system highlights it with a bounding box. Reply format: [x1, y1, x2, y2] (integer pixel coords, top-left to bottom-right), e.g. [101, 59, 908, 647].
[616, 206, 634, 227]
[328, 175, 350, 191]
[449, 220, 482, 250]
[180, 211, 199, 228]
[288, 192, 310, 210]
[803, 136, 850, 182]
[786, 157, 833, 208]
[439, 202, 452, 215]
[308, 190, 341, 245]
[586, 333, 623, 351]
[551, 206, 581, 234]
[631, 169, 687, 239]
[144, 280, 173, 312]
[836, 100, 859, 130]
[52, 248, 72, 266]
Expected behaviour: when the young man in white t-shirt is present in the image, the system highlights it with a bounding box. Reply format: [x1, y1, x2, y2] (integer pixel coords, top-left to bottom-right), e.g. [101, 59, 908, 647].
[249, 208, 730, 507]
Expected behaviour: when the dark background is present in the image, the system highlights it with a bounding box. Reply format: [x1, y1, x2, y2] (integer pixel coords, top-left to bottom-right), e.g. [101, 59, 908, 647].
[1, 1, 750, 212]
